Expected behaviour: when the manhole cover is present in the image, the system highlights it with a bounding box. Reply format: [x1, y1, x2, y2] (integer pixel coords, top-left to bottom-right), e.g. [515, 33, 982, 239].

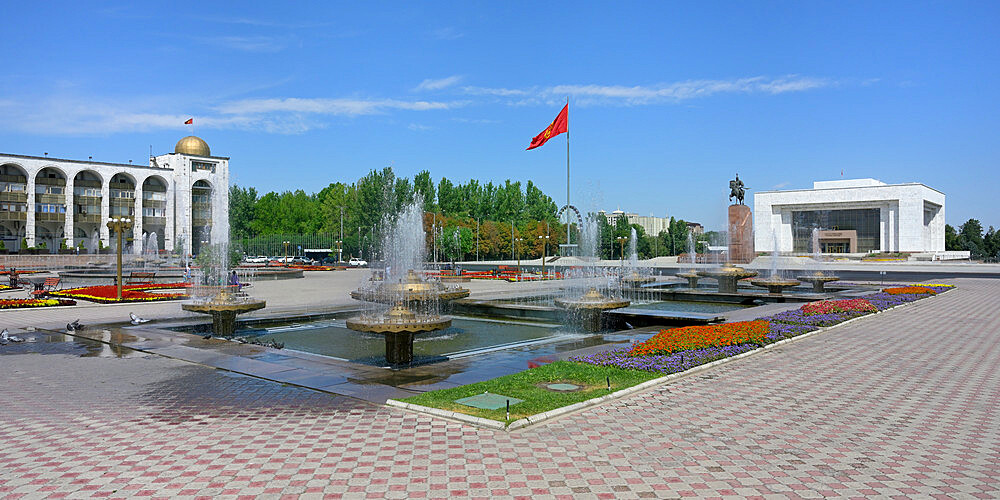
[454, 393, 523, 410]
[545, 383, 581, 392]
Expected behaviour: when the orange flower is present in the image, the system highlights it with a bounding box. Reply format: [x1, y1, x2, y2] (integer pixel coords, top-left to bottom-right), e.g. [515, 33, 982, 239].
[883, 286, 936, 295]
[630, 320, 770, 357]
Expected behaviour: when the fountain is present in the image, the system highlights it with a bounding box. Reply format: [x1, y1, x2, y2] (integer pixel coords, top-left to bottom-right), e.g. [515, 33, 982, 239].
[620, 228, 654, 288]
[797, 227, 839, 292]
[180, 188, 266, 337]
[554, 287, 630, 332]
[182, 287, 266, 337]
[350, 269, 469, 304]
[750, 227, 800, 294]
[697, 263, 758, 294]
[346, 201, 458, 366]
[676, 232, 700, 289]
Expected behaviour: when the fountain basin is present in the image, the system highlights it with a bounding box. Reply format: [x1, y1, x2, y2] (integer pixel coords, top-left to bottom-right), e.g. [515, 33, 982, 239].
[554, 288, 630, 332]
[696, 265, 758, 294]
[350, 269, 470, 303]
[675, 271, 700, 289]
[345, 303, 452, 365]
[796, 274, 840, 293]
[182, 299, 266, 337]
[750, 278, 801, 294]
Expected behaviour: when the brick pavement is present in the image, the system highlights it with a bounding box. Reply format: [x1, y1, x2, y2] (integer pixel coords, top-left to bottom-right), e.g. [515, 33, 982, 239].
[1, 277, 998, 498]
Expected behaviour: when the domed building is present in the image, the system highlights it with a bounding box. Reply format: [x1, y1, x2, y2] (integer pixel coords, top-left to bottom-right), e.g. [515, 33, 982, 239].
[0, 136, 229, 255]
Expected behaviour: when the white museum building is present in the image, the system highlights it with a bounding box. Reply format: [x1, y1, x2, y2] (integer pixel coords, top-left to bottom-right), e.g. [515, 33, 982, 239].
[0, 136, 229, 255]
[754, 178, 945, 254]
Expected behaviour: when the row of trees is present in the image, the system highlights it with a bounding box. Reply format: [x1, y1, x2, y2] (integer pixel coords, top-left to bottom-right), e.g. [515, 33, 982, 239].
[229, 167, 694, 262]
[946, 219, 1000, 261]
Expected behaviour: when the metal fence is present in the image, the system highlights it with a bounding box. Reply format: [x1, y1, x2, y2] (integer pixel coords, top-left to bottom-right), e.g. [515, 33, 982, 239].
[232, 233, 348, 259]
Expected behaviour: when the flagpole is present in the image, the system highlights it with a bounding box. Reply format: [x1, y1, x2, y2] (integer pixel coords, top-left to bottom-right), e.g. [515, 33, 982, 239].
[566, 96, 571, 253]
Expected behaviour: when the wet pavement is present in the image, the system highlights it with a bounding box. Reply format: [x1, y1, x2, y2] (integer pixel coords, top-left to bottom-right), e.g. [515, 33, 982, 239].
[0, 277, 997, 498]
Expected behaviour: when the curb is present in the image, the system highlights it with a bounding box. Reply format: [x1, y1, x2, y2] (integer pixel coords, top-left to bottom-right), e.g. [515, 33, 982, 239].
[386, 289, 951, 432]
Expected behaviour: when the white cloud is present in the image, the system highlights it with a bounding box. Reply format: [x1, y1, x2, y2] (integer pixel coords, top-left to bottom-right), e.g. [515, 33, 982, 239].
[407, 123, 433, 132]
[772, 181, 790, 189]
[430, 27, 464, 40]
[216, 97, 462, 115]
[0, 94, 463, 135]
[467, 75, 837, 106]
[197, 35, 293, 53]
[414, 76, 463, 92]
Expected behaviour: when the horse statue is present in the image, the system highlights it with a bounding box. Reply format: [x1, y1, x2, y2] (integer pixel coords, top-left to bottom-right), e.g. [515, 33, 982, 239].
[729, 174, 746, 205]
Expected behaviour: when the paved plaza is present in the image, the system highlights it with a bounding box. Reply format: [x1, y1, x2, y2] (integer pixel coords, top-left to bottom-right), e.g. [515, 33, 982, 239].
[2, 277, 999, 498]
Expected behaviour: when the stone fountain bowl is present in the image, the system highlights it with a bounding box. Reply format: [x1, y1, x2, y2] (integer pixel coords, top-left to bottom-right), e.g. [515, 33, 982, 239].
[795, 274, 840, 283]
[182, 300, 266, 315]
[351, 269, 470, 303]
[554, 288, 630, 311]
[696, 266, 759, 280]
[749, 278, 802, 294]
[676, 271, 700, 279]
[345, 304, 451, 333]
[620, 273, 655, 285]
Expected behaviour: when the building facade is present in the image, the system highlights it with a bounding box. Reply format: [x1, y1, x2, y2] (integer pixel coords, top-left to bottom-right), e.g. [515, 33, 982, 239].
[754, 179, 945, 254]
[0, 136, 228, 255]
[598, 209, 669, 236]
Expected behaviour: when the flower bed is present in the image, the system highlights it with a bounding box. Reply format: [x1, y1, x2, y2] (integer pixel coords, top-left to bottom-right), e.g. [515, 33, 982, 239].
[286, 265, 338, 271]
[629, 320, 771, 357]
[573, 284, 952, 374]
[50, 283, 190, 304]
[801, 298, 876, 316]
[0, 298, 76, 309]
[884, 286, 936, 295]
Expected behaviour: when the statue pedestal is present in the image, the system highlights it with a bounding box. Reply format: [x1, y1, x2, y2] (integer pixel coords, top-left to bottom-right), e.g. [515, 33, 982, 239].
[728, 205, 754, 264]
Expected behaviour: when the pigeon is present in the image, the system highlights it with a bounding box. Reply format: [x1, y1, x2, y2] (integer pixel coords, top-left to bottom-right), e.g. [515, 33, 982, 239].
[0, 329, 23, 343]
[129, 312, 150, 325]
[202, 333, 213, 340]
[67, 319, 83, 332]
[624, 321, 634, 329]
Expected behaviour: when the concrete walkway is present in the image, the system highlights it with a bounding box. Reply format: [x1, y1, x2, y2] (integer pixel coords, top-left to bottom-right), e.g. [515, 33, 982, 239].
[1, 277, 997, 498]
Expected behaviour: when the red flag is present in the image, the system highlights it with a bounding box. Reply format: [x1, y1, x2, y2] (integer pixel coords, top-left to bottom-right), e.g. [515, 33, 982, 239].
[184, 118, 193, 125]
[526, 104, 568, 150]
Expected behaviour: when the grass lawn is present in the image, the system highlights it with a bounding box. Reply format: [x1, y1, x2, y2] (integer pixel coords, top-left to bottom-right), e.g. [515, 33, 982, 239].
[400, 361, 659, 422]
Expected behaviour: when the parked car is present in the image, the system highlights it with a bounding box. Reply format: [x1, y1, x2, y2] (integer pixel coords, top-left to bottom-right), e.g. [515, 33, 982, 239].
[349, 257, 368, 267]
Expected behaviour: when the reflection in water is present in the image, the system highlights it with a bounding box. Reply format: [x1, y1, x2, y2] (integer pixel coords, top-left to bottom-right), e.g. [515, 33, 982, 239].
[0, 330, 140, 358]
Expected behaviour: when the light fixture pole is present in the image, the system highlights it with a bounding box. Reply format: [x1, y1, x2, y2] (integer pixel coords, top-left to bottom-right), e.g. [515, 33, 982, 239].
[515, 237, 523, 274]
[476, 218, 479, 262]
[616, 236, 628, 267]
[538, 234, 550, 277]
[283, 241, 290, 265]
[106, 216, 134, 300]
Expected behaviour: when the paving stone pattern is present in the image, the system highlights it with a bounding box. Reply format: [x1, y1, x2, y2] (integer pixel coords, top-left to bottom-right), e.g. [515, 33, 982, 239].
[1, 278, 999, 498]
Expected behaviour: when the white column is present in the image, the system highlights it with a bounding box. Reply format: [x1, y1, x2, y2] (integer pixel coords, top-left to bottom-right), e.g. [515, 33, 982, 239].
[133, 184, 143, 255]
[25, 175, 35, 248]
[64, 178, 74, 250]
[100, 181, 110, 249]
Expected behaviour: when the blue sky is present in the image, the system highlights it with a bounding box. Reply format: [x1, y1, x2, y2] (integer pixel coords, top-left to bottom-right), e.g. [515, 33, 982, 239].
[2, 2, 998, 230]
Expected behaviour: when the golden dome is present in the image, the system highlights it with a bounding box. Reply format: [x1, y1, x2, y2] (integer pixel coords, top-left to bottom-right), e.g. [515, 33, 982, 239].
[174, 136, 211, 157]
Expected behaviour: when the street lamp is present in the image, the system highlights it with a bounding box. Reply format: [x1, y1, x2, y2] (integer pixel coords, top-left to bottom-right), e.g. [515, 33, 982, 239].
[538, 234, 550, 277]
[336, 240, 343, 264]
[282, 241, 290, 265]
[106, 217, 134, 300]
[514, 237, 524, 275]
[616, 236, 628, 266]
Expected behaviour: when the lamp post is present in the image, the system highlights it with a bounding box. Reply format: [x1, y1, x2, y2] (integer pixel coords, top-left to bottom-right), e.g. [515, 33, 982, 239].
[538, 234, 550, 277]
[336, 240, 343, 264]
[515, 237, 524, 274]
[282, 241, 290, 265]
[106, 217, 134, 300]
[616, 236, 628, 267]
[475, 218, 479, 262]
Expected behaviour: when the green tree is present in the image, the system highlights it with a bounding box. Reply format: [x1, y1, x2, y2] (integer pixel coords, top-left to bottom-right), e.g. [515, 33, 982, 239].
[945, 224, 960, 251]
[442, 225, 473, 264]
[413, 170, 437, 212]
[984, 226, 999, 262]
[958, 219, 985, 258]
[229, 185, 258, 239]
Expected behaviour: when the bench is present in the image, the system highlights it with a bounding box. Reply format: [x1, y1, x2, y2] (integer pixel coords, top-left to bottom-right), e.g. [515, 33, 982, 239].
[30, 277, 61, 297]
[126, 272, 156, 285]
